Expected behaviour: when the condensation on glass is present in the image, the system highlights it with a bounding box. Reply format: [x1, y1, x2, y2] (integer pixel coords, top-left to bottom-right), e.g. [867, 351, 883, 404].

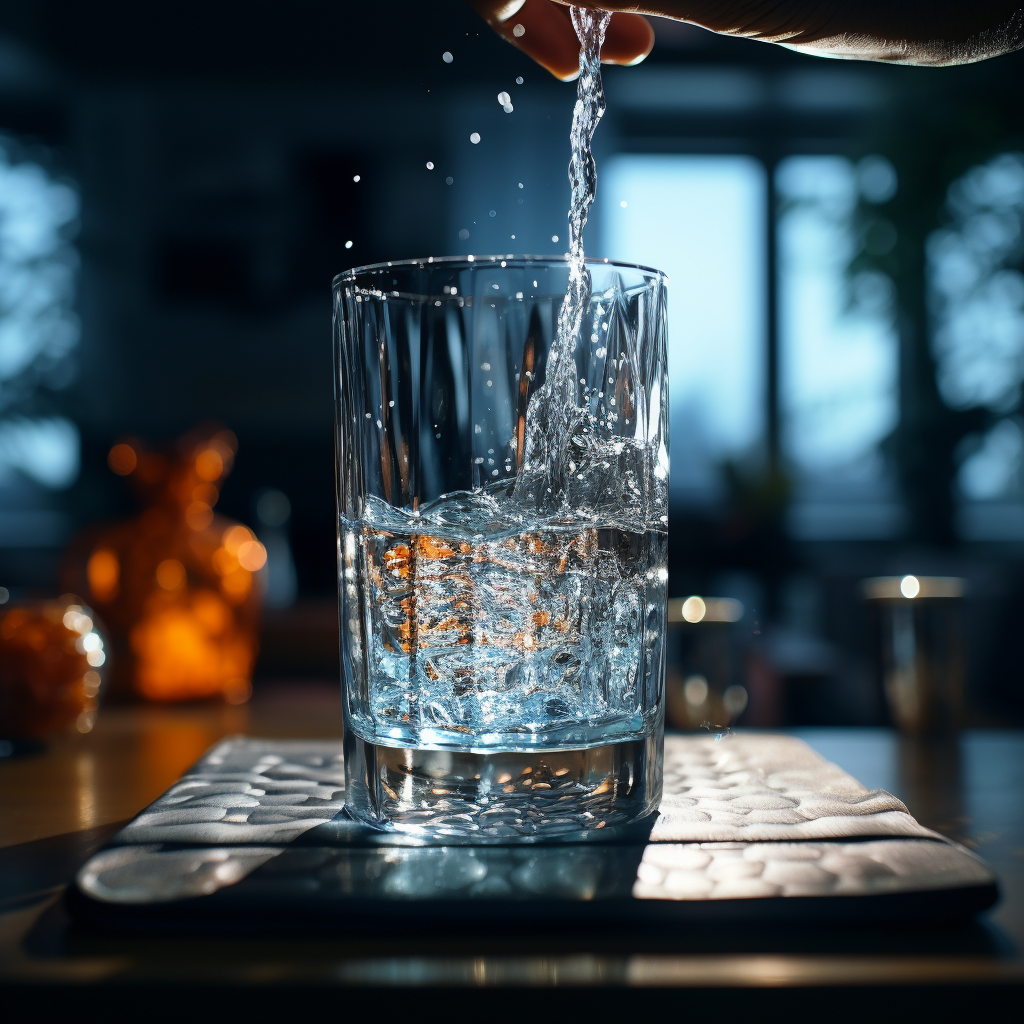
[334, 256, 668, 839]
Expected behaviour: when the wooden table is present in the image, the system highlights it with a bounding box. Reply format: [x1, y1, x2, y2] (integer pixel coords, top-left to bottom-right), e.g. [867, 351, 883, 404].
[2, 684, 1022, 1011]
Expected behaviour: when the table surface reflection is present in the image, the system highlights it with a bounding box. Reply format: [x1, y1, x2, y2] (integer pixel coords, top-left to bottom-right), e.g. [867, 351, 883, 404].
[1, 683, 1022, 1007]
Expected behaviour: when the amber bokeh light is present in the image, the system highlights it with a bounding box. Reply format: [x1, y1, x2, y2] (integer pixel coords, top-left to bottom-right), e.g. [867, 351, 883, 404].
[62, 425, 265, 704]
[0, 599, 105, 739]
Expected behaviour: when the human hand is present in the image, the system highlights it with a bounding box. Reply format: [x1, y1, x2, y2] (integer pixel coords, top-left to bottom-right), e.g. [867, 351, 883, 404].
[470, 0, 1024, 77]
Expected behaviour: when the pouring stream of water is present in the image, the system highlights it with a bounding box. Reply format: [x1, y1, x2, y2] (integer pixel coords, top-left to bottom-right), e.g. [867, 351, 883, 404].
[513, 6, 612, 506]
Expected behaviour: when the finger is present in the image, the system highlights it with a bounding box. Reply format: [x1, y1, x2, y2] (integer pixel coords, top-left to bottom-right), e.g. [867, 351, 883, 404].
[550, 0, 1024, 65]
[471, 0, 582, 80]
[602, 12, 656, 66]
[471, 0, 654, 80]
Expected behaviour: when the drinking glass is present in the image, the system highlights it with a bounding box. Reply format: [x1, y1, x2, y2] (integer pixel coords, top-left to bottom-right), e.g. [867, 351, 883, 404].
[334, 256, 668, 838]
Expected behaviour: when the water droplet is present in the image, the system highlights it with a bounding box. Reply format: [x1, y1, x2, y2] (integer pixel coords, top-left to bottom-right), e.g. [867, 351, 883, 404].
[459, 228, 470, 240]
[442, 51, 454, 63]
[489, 209, 496, 217]
[446, 176, 454, 185]
[503, 103, 514, 114]
[515, 76, 524, 85]
[426, 161, 434, 170]
[512, 23, 525, 38]
[518, 182, 524, 189]
[551, 235, 559, 243]
[497, 91, 511, 105]
[345, 240, 353, 249]
[469, 132, 481, 144]
[511, 234, 516, 240]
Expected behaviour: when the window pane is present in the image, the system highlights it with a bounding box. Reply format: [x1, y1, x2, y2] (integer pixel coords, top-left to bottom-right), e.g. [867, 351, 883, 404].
[777, 156, 901, 538]
[601, 155, 765, 502]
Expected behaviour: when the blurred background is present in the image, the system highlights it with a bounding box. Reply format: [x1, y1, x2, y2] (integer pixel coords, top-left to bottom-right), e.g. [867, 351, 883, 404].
[1, 0, 1023, 730]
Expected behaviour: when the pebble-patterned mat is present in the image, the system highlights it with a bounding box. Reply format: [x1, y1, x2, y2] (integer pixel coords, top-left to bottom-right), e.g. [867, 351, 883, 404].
[75, 734, 992, 908]
[111, 734, 933, 846]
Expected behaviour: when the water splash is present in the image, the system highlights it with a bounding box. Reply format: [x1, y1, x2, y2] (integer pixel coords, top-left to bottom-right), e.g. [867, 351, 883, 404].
[700, 721, 735, 743]
[513, 5, 612, 508]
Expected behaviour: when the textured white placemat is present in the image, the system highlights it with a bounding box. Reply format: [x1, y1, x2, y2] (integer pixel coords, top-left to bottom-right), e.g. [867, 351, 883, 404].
[651, 734, 934, 842]
[113, 734, 934, 845]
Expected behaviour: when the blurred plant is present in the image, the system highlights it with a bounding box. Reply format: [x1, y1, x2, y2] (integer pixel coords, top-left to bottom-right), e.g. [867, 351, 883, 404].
[0, 137, 81, 489]
[846, 80, 1024, 543]
[930, 153, 1024, 499]
[61, 425, 266, 703]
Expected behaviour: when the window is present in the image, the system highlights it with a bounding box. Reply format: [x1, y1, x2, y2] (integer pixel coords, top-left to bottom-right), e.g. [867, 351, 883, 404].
[930, 152, 1024, 539]
[601, 154, 766, 503]
[0, 138, 80, 493]
[776, 156, 901, 539]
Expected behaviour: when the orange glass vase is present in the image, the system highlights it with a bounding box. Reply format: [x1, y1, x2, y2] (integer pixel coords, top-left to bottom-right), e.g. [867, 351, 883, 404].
[62, 426, 265, 703]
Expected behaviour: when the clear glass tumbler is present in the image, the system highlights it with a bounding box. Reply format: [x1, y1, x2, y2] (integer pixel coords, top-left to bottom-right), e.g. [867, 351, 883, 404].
[334, 256, 668, 839]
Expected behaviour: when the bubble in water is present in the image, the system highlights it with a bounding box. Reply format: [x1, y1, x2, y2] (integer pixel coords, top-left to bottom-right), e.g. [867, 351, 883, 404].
[442, 51, 454, 63]
[470, 132, 481, 144]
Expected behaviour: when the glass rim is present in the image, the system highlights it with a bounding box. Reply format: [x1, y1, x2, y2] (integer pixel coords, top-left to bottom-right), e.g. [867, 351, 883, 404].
[333, 254, 668, 288]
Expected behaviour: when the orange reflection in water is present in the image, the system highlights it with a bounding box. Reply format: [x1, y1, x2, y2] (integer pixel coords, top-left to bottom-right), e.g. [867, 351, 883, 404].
[62, 425, 263, 704]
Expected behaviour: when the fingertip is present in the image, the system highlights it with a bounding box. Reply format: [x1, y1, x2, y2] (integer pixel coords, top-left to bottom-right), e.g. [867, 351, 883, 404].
[482, 0, 582, 81]
[601, 13, 655, 66]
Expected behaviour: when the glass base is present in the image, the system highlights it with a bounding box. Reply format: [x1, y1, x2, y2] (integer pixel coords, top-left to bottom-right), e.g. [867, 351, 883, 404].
[343, 727, 663, 841]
